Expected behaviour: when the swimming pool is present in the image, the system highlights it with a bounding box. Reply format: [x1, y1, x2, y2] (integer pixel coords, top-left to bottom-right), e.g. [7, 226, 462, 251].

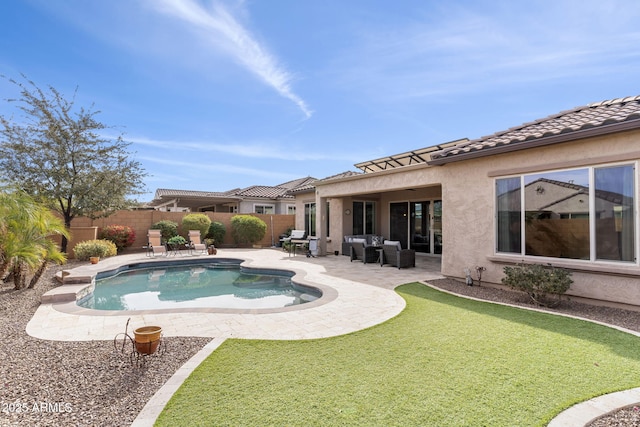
[77, 260, 322, 311]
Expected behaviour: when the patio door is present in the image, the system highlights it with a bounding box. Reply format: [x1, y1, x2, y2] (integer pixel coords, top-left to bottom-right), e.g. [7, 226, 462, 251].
[389, 202, 408, 249]
[433, 200, 442, 254]
[390, 200, 442, 254]
[410, 201, 430, 253]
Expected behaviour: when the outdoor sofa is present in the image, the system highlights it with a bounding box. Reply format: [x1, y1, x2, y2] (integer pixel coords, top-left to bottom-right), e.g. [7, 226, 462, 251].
[341, 234, 385, 256]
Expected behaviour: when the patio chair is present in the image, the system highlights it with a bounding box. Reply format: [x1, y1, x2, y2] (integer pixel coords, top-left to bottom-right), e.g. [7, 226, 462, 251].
[350, 240, 379, 264]
[146, 230, 168, 257]
[380, 241, 415, 269]
[188, 230, 207, 255]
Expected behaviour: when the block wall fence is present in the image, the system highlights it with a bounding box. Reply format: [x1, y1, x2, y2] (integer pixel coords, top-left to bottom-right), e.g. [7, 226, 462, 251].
[65, 211, 295, 258]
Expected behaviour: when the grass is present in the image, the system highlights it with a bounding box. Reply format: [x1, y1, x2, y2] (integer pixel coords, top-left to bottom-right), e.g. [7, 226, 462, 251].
[156, 283, 640, 426]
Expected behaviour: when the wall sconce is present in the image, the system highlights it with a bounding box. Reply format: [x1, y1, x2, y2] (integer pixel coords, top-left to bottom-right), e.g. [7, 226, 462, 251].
[345, 209, 351, 215]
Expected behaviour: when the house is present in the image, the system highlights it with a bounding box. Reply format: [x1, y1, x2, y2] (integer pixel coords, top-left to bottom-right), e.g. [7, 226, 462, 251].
[148, 177, 316, 214]
[295, 96, 640, 308]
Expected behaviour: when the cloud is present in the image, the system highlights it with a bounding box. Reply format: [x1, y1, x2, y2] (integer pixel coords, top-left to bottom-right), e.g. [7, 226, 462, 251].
[139, 154, 299, 181]
[125, 135, 352, 162]
[149, 0, 312, 118]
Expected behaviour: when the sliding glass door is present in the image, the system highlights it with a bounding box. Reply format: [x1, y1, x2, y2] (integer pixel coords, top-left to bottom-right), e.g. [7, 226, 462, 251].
[410, 201, 430, 253]
[390, 200, 442, 253]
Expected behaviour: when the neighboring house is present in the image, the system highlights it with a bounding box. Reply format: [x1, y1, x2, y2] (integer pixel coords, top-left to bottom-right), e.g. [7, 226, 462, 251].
[297, 95, 640, 307]
[148, 177, 316, 214]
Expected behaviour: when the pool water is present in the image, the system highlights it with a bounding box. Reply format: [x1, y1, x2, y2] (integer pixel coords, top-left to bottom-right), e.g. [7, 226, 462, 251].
[78, 263, 321, 311]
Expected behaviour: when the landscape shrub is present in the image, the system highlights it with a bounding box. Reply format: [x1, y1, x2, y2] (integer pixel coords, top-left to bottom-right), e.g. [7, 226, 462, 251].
[73, 239, 117, 261]
[231, 215, 267, 245]
[206, 221, 226, 245]
[150, 220, 178, 242]
[98, 225, 136, 252]
[182, 214, 211, 238]
[167, 235, 187, 247]
[502, 263, 573, 307]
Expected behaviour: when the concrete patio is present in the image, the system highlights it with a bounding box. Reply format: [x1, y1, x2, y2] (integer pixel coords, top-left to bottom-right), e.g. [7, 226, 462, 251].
[26, 248, 444, 342]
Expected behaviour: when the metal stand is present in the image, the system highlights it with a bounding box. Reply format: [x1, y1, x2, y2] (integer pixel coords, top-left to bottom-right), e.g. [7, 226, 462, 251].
[113, 318, 166, 367]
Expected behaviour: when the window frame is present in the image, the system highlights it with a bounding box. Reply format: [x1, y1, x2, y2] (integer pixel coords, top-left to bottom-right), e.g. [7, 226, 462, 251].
[352, 200, 376, 235]
[495, 161, 638, 265]
[253, 204, 275, 214]
[304, 202, 316, 237]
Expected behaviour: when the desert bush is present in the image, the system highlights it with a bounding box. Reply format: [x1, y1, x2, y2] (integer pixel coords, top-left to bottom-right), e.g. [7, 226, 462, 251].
[99, 225, 136, 252]
[502, 263, 573, 307]
[182, 214, 211, 237]
[73, 239, 117, 261]
[150, 220, 178, 242]
[231, 215, 266, 245]
[206, 221, 226, 245]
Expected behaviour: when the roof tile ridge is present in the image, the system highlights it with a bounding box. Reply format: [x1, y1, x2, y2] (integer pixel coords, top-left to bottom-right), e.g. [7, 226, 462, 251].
[588, 95, 640, 107]
[446, 97, 638, 151]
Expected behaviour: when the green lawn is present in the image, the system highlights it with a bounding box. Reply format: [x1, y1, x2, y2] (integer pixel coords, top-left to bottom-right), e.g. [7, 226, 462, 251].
[156, 283, 640, 426]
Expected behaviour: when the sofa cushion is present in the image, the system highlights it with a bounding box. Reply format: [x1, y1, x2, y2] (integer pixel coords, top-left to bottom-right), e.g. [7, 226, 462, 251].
[384, 240, 402, 251]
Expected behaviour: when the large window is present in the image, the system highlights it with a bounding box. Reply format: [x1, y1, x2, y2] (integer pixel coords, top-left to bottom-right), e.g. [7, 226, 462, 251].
[496, 164, 636, 262]
[353, 201, 376, 235]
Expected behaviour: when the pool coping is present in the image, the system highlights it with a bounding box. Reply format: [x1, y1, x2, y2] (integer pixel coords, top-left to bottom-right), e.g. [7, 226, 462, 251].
[27, 249, 407, 342]
[44, 255, 338, 316]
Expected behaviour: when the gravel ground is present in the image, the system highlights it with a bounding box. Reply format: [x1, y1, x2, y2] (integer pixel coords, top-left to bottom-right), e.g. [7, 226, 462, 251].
[0, 261, 211, 427]
[2, 262, 640, 426]
[428, 278, 640, 427]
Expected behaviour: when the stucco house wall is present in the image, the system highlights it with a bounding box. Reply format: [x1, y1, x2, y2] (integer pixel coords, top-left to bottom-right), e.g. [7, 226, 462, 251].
[293, 96, 640, 308]
[438, 129, 640, 307]
[313, 165, 446, 255]
[305, 127, 640, 308]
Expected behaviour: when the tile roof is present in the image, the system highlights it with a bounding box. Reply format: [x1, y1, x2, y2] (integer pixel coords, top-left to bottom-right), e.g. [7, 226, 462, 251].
[149, 177, 318, 205]
[287, 171, 365, 194]
[429, 95, 640, 164]
[235, 185, 294, 199]
[276, 176, 317, 190]
[152, 188, 240, 199]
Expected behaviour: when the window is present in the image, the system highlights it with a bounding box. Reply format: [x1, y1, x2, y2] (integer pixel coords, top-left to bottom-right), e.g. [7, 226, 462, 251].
[353, 201, 376, 235]
[305, 202, 316, 237]
[496, 177, 522, 253]
[496, 164, 636, 262]
[254, 204, 274, 214]
[595, 165, 635, 261]
[326, 202, 330, 237]
[286, 205, 296, 215]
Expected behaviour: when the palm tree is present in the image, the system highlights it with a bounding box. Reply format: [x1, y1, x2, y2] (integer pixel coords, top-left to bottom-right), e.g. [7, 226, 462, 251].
[0, 189, 69, 289]
[27, 210, 68, 289]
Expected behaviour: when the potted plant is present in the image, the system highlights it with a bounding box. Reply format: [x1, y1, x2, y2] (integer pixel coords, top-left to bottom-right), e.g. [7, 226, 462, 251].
[133, 325, 162, 355]
[204, 238, 217, 255]
[167, 235, 187, 251]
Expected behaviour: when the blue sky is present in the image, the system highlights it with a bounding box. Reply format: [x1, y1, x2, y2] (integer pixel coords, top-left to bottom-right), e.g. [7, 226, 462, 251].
[2, 0, 640, 202]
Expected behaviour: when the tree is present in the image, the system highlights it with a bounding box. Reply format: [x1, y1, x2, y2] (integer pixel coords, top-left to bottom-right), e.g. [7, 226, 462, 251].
[0, 189, 69, 290]
[0, 75, 147, 252]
